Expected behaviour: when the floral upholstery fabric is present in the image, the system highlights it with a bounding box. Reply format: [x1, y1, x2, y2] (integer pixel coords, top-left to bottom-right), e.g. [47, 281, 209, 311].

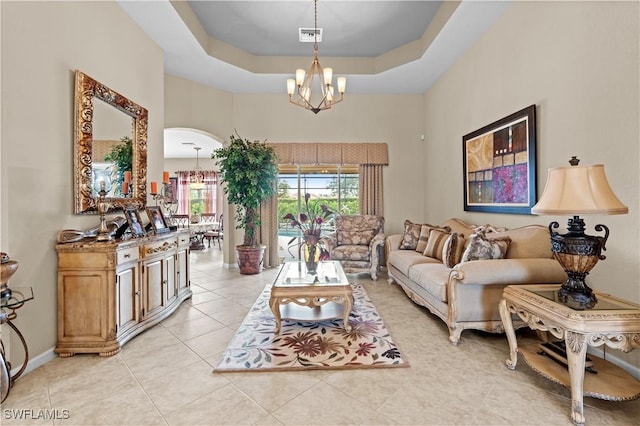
[320, 215, 385, 280]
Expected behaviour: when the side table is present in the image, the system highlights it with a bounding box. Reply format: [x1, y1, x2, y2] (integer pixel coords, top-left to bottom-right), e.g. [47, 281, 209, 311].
[0, 287, 34, 403]
[499, 284, 640, 425]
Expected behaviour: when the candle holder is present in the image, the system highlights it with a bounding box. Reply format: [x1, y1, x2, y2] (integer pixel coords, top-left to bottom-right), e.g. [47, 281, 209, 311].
[93, 169, 113, 242]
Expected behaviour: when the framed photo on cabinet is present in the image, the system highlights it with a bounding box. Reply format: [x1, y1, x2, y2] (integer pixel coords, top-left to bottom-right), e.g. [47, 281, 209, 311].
[146, 206, 170, 234]
[125, 208, 146, 237]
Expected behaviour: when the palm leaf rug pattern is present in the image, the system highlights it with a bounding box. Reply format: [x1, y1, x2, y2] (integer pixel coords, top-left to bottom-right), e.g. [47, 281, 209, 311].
[214, 282, 408, 372]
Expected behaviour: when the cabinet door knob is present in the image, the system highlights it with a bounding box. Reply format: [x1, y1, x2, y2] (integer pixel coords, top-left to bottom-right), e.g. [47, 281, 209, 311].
[124, 254, 130, 258]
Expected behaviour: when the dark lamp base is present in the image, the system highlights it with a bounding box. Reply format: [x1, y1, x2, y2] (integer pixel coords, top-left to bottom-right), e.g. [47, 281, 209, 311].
[548, 215, 609, 311]
[558, 286, 597, 310]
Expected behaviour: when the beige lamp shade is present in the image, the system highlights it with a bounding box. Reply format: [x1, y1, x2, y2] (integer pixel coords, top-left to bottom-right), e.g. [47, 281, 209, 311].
[532, 163, 628, 215]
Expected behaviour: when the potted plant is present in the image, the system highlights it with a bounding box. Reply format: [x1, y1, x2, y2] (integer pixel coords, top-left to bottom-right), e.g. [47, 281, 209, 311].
[282, 193, 333, 273]
[212, 132, 278, 274]
[190, 201, 203, 223]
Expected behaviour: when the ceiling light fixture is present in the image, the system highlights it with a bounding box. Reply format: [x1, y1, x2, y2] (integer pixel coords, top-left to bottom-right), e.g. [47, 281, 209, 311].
[190, 146, 205, 189]
[287, 0, 346, 114]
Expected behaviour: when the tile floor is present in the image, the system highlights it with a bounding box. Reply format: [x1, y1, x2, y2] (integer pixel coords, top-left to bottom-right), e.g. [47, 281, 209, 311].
[3, 247, 639, 425]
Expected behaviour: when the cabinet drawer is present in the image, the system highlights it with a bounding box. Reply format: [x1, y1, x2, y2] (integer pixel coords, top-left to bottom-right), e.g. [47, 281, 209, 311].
[177, 234, 190, 246]
[117, 247, 139, 264]
[143, 238, 178, 257]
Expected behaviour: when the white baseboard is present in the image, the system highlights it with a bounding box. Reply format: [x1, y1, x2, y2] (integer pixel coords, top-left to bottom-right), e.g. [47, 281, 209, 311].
[223, 262, 238, 269]
[10, 347, 57, 378]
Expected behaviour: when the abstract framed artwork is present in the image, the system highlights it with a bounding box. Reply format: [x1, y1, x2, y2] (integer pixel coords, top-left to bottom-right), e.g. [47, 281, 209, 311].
[463, 105, 537, 214]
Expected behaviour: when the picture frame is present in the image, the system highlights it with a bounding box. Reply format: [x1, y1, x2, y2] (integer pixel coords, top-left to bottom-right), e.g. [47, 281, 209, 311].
[146, 206, 170, 234]
[125, 208, 146, 237]
[462, 105, 537, 215]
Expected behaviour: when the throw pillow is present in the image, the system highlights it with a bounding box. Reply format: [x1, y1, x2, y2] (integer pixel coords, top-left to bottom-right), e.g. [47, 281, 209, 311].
[461, 232, 511, 262]
[399, 220, 422, 250]
[415, 224, 452, 253]
[423, 229, 450, 261]
[442, 233, 466, 268]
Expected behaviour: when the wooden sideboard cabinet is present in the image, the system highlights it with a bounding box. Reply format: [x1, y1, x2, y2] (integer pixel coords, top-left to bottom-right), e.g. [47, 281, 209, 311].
[55, 230, 191, 357]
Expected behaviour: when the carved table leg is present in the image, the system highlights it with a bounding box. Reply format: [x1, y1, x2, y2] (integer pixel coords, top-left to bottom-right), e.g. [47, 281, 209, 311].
[269, 297, 282, 334]
[565, 331, 587, 425]
[342, 295, 353, 332]
[499, 298, 519, 370]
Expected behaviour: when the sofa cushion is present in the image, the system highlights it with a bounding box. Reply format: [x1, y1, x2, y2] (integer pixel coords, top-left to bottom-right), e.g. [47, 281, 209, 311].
[416, 224, 451, 253]
[423, 229, 450, 260]
[332, 244, 371, 262]
[337, 228, 376, 246]
[388, 249, 440, 276]
[399, 220, 422, 250]
[408, 262, 452, 303]
[461, 232, 511, 262]
[443, 233, 466, 268]
[489, 225, 554, 259]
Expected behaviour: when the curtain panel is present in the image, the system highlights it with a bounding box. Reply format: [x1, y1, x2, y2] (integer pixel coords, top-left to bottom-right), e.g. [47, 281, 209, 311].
[359, 164, 384, 216]
[175, 170, 218, 215]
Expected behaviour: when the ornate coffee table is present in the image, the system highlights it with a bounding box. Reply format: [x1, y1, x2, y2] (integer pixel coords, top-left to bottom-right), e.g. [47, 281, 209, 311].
[269, 261, 353, 333]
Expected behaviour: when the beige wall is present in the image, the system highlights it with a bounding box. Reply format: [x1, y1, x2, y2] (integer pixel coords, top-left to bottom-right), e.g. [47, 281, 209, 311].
[422, 1, 638, 365]
[1, 1, 164, 359]
[164, 78, 427, 264]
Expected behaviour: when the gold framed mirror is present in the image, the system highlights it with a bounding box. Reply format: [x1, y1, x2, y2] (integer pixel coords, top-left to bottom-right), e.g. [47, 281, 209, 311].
[74, 70, 148, 214]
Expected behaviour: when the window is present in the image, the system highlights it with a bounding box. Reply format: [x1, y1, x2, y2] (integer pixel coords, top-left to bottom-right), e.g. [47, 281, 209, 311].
[176, 171, 218, 216]
[277, 164, 358, 239]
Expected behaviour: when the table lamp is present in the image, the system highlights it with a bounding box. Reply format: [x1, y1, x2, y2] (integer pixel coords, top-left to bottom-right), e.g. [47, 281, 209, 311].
[532, 157, 628, 309]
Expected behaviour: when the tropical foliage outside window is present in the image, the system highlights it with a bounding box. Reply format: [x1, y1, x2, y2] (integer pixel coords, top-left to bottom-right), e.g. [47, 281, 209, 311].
[277, 165, 359, 236]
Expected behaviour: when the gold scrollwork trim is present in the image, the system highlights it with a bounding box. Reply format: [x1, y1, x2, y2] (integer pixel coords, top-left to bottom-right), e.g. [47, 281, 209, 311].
[145, 241, 177, 255]
[74, 70, 148, 214]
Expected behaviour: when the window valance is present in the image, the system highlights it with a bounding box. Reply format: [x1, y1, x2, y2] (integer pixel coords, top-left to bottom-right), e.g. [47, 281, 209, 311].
[267, 143, 388, 165]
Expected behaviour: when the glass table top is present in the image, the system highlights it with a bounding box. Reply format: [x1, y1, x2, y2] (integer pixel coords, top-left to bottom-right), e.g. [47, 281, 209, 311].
[529, 288, 637, 311]
[274, 261, 349, 287]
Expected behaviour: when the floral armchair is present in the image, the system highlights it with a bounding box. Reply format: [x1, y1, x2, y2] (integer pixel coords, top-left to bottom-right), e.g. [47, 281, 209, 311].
[320, 215, 385, 280]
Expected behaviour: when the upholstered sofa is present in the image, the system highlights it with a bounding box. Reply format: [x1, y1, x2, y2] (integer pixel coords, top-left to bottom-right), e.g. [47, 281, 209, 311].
[385, 218, 566, 345]
[320, 215, 385, 280]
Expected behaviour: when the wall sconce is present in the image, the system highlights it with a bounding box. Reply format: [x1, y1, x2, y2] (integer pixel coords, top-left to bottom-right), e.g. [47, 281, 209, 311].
[532, 157, 628, 309]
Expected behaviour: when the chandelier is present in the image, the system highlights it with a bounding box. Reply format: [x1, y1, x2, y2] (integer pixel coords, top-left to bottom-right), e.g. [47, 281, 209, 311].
[190, 146, 205, 189]
[287, 0, 346, 114]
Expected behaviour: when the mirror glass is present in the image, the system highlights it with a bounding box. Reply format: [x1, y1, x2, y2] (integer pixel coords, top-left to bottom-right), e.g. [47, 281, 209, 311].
[74, 70, 148, 214]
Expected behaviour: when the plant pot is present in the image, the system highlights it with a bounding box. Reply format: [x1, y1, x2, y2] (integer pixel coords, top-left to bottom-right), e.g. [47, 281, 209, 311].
[236, 245, 266, 275]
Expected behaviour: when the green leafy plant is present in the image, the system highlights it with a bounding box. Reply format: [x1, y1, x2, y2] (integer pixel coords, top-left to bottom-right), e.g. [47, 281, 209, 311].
[104, 136, 133, 193]
[190, 201, 203, 215]
[212, 132, 278, 246]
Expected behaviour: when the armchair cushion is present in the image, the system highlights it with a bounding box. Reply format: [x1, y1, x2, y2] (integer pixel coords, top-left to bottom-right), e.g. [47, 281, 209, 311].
[337, 228, 377, 246]
[332, 245, 371, 262]
[322, 214, 385, 280]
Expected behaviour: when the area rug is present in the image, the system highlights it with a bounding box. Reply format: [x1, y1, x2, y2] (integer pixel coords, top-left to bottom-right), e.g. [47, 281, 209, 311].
[213, 282, 408, 372]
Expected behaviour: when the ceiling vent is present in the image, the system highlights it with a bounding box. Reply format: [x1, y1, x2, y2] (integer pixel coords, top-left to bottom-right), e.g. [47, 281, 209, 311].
[299, 28, 322, 43]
